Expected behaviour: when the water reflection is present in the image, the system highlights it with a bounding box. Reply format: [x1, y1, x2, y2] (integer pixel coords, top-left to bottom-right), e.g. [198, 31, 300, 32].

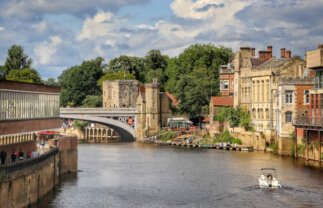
[36, 143, 323, 208]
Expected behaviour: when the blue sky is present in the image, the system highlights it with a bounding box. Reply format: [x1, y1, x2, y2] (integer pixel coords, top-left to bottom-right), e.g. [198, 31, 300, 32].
[0, 0, 322, 80]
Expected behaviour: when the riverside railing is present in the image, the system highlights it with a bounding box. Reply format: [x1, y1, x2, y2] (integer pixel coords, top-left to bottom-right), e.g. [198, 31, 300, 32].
[0, 148, 58, 177]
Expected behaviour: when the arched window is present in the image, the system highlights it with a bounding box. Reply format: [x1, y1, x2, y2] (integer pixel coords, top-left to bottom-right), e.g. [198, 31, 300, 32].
[304, 90, 309, 105]
[252, 109, 256, 119]
[265, 109, 269, 119]
[285, 91, 293, 103]
[285, 111, 292, 123]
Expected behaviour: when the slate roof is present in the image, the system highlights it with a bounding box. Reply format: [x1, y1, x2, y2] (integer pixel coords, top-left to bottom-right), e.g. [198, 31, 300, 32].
[251, 58, 267, 67]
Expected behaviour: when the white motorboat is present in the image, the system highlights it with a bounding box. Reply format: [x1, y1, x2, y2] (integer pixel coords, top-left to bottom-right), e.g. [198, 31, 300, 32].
[258, 168, 282, 188]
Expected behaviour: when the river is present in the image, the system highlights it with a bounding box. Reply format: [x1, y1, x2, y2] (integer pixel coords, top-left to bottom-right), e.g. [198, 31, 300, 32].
[35, 143, 323, 208]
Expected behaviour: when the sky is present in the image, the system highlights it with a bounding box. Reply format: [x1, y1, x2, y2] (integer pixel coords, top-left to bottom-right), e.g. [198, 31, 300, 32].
[0, 0, 322, 79]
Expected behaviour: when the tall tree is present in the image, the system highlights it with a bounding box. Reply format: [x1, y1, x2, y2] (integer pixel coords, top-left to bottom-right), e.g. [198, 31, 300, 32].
[165, 44, 233, 118]
[44, 78, 58, 86]
[97, 72, 136, 87]
[58, 57, 104, 107]
[4, 45, 32, 75]
[107, 56, 145, 82]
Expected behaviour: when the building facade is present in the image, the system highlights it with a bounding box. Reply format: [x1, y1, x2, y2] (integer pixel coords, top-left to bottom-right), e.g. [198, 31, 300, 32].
[102, 80, 139, 108]
[233, 46, 306, 142]
[0, 80, 61, 136]
[219, 61, 234, 97]
[294, 44, 323, 163]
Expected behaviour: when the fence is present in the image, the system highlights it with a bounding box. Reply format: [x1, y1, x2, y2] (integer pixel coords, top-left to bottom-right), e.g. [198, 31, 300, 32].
[0, 132, 36, 145]
[0, 147, 58, 177]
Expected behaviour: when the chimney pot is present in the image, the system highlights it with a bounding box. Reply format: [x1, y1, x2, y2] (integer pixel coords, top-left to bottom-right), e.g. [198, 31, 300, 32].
[281, 48, 286, 58]
[251, 48, 255, 56]
[267, 46, 272, 52]
[318, 44, 323, 49]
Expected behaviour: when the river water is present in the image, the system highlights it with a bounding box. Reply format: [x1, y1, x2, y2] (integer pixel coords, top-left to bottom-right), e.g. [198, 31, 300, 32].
[36, 143, 323, 208]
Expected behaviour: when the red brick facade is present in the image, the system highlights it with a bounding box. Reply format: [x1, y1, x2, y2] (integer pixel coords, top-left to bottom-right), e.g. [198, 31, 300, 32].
[0, 80, 60, 93]
[219, 74, 234, 96]
[0, 118, 61, 135]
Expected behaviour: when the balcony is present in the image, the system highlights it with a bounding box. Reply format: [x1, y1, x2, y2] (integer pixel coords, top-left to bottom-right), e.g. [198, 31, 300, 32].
[294, 117, 323, 128]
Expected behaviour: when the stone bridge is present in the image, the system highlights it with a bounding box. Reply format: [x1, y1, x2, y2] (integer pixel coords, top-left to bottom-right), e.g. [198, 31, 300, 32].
[60, 108, 137, 140]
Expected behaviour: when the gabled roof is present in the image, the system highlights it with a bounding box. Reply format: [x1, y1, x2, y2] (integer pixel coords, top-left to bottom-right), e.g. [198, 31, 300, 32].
[257, 58, 287, 69]
[211, 96, 233, 106]
[166, 92, 179, 106]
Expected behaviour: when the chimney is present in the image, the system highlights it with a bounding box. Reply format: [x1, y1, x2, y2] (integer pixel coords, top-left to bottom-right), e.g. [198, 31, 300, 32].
[281, 48, 286, 58]
[318, 44, 323, 49]
[286, 50, 291, 59]
[267, 46, 272, 52]
[251, 48, 255, 56]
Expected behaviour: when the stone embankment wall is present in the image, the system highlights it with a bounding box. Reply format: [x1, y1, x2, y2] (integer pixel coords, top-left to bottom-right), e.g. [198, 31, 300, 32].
[0, 136, 77, 208]
[229, 127, 266, 150]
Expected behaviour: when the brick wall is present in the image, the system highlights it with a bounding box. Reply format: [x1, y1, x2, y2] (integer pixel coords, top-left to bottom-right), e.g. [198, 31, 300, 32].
[0, 80, 60, 93]
[0, 118, 61, 135]
[58, 136, 77, 174]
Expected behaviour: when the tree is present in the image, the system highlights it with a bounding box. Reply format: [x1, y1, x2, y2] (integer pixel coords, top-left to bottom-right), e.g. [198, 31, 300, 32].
[165, 44, 233, 118]
[0, 66, 5, 80]
[97, 72, 136, 87]
[58, 57, 104, 107]
[6, 68, 42, 84]
[82, 95, 102, 107]
[4, 45, 32, 76]
[107, 56, 145, 82]
[44, 78, 58, 86]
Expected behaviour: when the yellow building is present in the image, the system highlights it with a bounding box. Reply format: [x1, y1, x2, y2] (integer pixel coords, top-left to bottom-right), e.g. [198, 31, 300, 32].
[234, 46, 306, 143]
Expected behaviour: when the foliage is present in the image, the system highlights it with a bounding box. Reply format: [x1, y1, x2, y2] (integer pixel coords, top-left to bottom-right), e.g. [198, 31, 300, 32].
[4, 45, 32, 76]
[58, 57, 104, 107]
[72, 120, 88, 131]
[6, 68, 42, 84]
[165, 44, 233, 118]
[97, 72, 136, 87]
[82, 95, 102, 107]
[215, 107, 251, 129]
[0, 66, 5, 80]
[214, 130, 242, 144]
[160, 132, 177, 141]
[44, 78, 58, 86]
[107, 56, 145, 82]
[267, 143, 279, 154]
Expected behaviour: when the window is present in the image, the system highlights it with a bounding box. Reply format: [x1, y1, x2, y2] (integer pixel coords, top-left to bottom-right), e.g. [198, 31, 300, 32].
[315, 71, 323, 89]
[223, 80, 229, 90]
[285, 111, 292, 123]
[220, 80, 223, 90]
[231, 80, 234, 90]
[285, 91, 293, 103]
[304, 90, 309, 105]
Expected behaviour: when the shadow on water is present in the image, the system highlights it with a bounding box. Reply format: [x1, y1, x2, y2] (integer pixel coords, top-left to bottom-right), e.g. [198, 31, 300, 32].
[31, 172, 78, 208]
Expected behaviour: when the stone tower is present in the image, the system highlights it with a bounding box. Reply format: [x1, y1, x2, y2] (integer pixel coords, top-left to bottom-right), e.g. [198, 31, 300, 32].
[136, 78, 160, 139]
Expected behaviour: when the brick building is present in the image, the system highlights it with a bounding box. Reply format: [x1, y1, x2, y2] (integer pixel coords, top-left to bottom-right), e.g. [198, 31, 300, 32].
[294, 44, 323, 163]
[219, 61, 234, 97]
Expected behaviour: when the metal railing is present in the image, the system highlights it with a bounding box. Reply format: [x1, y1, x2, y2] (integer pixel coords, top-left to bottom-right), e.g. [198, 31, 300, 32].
[0, 148, 58, 177]
[60, 107, 137, 114]
[294, 118, 323, 127]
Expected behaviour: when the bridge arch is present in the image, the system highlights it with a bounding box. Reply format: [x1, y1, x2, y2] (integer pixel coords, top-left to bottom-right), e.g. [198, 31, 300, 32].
[60, 115, 136, 141]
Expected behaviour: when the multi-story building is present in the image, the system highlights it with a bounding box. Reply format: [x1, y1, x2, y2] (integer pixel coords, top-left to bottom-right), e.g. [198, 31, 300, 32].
[277, 76, 313, 155]
[102, 80, 139, 108]
[294, 44, 323, 163]
[233, 46, 306, 142]
[219, 61, 234, 97]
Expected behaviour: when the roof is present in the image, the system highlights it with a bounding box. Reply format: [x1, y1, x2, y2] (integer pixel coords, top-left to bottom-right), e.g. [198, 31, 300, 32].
[202, 117, 210, 123]
[251, 58, 267, 67]
[257, 58, 287, 69]
[211, 96, 234, 106]
[166, 92, 180, 106]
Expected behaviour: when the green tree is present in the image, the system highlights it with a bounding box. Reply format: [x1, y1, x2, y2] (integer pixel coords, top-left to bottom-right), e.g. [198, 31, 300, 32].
[82, 95, 102, 107]
[6, 68, 42, 84]
[0, 66, 5, 80]
[107, 56, 145, 82]
[4, 45, 32, 76]
[44, 78, 58, 86]
[58, 57, 104, 106]
[97, 72, 136, 87]
[165, 44, 233, 118]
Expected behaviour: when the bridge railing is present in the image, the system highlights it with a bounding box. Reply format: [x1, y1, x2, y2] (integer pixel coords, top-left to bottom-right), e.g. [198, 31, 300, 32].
[0, 148, 59, 177]
[60, 108, 137, 114]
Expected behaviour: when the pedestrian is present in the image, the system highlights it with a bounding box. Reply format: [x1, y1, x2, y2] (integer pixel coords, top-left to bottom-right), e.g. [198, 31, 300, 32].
[40, 139, 45, 152]
[18, 149, 24, 160]
[32, 151, 38, 158]
[11, 148, 17, 163]
[0, 149, 7, 165]
[27, 151, 32, 159]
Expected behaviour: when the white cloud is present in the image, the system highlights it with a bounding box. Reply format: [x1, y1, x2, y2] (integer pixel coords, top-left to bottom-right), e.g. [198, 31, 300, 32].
[31, 20, 47, 34]
[34, 36, 62, 65]
[0, 27, 4, 31]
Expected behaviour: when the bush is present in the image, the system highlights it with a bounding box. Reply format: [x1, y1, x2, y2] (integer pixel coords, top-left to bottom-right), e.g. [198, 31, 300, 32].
[268, 143, 279, 154]
[215, 130, 242, 144]
[160, 132, 176, 141]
